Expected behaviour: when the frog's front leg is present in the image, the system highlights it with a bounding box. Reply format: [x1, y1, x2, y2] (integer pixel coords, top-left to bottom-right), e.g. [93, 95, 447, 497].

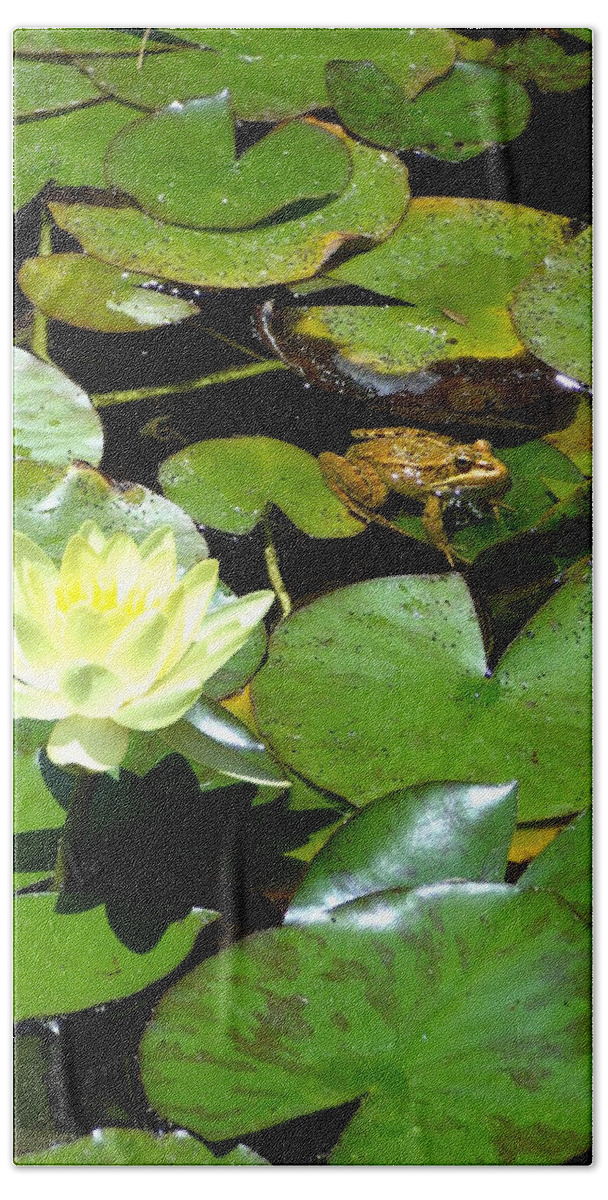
[421, 493, 456, 567]
[318, 452, 389, 521]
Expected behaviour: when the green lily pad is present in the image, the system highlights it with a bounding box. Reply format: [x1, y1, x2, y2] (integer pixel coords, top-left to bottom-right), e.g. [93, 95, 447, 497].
[325, 60, 409, 148]
[14, 349, 104, 467]
[16, 1127, 268, 1165]
[394, 61, 531, 159]
[490, 33, 591, 92]
[510, 227, 592, 387]
[453, 34, 496, 63]
[318, 198, 573, 423]
[14, 728, 65, 890]
[261, 297, 580, 435]
[14, 59, 100, 118]
[265, 299, 522, 381]
[18, 254, 199, 333]
[159, 436, 364, 537]
[326, 61, 531, 160]
[545, 398, 592, 476]
[13, 28, 171, 56]
[78, 28, 456, 122]
[14, 99, 145, 211]
[329, 196, 570, 310]
[521, 809, 591, 922]
[105, 93, 352, 230]
[287, 780, 518, 923]
[49, 124, 410, 288]
[14, 746, 65, 838]
[392, 439, 586, 562]
[140, 881, 590, 1164]
[251, 571, 591, 822]
[162, 698, 289, 788]
[14, 894, 215, 1021]
[563, 29, 592, 44]
[14, 460, 209, 571]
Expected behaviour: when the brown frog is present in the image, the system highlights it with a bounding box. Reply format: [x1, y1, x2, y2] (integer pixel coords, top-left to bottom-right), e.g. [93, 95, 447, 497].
[319, 427, 511, 566]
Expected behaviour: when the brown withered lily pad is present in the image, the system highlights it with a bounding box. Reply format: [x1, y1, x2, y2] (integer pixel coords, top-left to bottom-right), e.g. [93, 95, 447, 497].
[257, 300, 581, 440]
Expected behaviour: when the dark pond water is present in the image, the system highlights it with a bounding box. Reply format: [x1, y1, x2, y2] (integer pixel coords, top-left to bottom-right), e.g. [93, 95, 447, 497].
[14, 28, 592, 1165]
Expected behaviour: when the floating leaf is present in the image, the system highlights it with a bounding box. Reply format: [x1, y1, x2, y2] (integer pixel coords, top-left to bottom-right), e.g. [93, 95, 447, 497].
[13, 732, 65, 890]
[159, 436, 364, 537]
[563, 29, 592, 44]
[490, 33, 591, 92]
[510, 227, 592, 387]
[18, 254, 199, 333]
[14, 460, 208, 571]
[260, 299, 580, 435]
[17, 1128, 268, 1165]
[105, 94, 352, 230]
[286, 781, 518, 923]
[392, 439, 586, 562]
[327, 61, 530, 159]
[544, 398, 592, 476]
[78, 28, 456, 121]
[162, 698, 289, 787]
[252, 572, 591, 821]
[453, 34, 496, 63]
[325, 60, 408, 147]
[14, 894, 214, 1021]
[49, 123, 410, 288]
[140, 881, 590, 1164]
[14, 59, 99, 118]
[316, 198, 576, 425]
[13, 349, 103, 467]
[393, 61, 531, 158]
[13, 28, 171, 56]
[521, 809, 591, 922]
[13, 745, 65, 837]
[14, 100, 144, 211]
[330, 197, 570, 311]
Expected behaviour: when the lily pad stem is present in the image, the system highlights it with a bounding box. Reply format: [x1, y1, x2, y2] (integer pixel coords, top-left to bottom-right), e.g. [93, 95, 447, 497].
[92, 359, 289, 408]
[262, 506, 292, 619]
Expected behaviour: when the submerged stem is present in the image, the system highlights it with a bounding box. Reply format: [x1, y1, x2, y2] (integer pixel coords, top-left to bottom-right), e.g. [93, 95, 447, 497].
[92, 358, 289, 408]
[262, 507, 292, 619]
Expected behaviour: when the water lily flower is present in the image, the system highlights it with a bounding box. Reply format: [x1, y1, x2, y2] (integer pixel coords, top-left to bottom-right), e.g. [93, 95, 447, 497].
[14, 522, 274, 772]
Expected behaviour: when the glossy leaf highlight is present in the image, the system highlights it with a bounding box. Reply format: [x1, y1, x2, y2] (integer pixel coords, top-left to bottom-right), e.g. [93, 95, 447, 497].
[18, 254, 199, 333]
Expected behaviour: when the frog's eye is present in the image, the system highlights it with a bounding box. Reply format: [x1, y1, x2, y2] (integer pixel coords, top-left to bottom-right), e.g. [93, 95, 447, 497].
[455, 454, 472, 470]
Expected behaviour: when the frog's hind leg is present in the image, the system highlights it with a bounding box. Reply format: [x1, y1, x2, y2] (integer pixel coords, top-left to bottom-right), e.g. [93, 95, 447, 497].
[319, 452, 435, 548]
[318, 452, 389, 515]
[421, 494, 456, 567]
